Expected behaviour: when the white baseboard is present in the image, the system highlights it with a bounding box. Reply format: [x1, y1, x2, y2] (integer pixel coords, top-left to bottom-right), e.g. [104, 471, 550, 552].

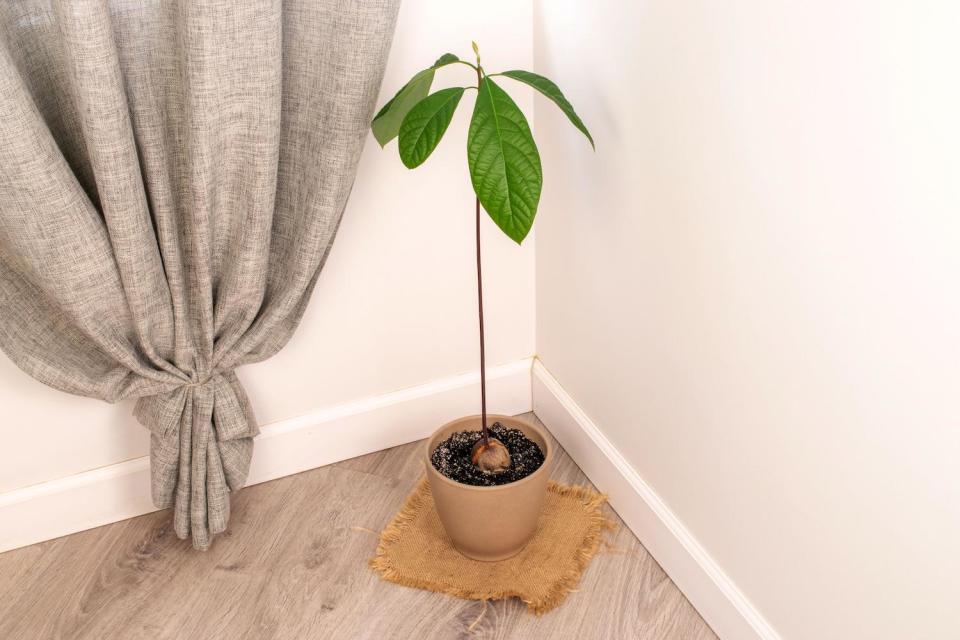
[0, 358, 533, 554]
[3, 353, 780, 640]
[532, 359, 780, 640]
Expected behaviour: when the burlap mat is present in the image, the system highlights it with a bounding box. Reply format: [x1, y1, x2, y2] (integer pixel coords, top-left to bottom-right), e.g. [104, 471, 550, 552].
[370, 478, 614, 615]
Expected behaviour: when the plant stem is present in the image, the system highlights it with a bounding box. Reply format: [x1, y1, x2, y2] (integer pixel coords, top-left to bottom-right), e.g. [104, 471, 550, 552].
[476, 194, 488, 444]
[475, 63, 490, 445]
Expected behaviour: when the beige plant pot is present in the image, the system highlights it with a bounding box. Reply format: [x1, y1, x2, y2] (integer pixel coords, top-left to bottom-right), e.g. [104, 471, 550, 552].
[424, 414, 553, 561]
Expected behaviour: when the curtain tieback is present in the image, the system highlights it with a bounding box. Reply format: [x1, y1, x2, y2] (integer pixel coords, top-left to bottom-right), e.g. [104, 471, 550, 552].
[133, 370, 259, 442]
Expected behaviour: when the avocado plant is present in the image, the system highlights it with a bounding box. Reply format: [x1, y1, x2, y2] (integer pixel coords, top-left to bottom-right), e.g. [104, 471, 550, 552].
[372, 42, 593, 474]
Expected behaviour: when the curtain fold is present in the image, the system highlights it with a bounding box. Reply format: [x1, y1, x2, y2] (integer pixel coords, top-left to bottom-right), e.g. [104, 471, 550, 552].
[0, 0, 400, 548]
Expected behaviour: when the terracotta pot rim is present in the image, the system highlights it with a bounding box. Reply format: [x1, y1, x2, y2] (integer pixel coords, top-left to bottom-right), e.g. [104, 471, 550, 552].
[424, 413, 554, 493]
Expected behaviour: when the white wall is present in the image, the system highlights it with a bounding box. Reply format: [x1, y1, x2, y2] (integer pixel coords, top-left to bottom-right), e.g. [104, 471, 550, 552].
[0, 0, 534, 494]
[534, 2, 960, 639]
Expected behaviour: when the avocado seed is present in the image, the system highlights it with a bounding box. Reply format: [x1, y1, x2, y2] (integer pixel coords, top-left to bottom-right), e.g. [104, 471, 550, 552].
[470, 437, 512, 474]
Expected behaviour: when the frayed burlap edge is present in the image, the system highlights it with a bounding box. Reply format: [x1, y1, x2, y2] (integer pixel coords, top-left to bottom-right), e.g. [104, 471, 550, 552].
[369, 479, 616, 615]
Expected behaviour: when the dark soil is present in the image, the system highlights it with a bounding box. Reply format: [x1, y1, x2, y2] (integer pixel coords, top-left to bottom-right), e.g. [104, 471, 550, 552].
[430, 422, 545, 486]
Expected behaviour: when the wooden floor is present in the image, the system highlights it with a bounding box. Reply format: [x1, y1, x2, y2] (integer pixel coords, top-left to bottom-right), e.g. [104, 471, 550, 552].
[0, 413, 716, 640]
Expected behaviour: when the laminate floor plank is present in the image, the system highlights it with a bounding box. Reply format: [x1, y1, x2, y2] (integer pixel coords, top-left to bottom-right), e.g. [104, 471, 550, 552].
[0, 412, 717, 640]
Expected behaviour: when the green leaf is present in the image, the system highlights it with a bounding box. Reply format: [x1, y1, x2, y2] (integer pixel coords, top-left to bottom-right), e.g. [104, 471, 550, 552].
[372, 69, 435, 147]
[432, 53, 459, 68]
[467, 77, 542, 244]
[371, 54, 463, 147]
[500, 69, 594, 149]
[398, 88, 465, 169]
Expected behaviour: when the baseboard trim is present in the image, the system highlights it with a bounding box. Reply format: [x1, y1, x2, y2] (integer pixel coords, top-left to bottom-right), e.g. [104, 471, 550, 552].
[0, 358, 533, 554]
[532, 359, 780, 640]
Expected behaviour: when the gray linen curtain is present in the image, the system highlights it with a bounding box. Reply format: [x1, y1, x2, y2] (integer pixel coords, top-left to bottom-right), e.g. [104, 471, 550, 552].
[0, 0, 399, 549]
